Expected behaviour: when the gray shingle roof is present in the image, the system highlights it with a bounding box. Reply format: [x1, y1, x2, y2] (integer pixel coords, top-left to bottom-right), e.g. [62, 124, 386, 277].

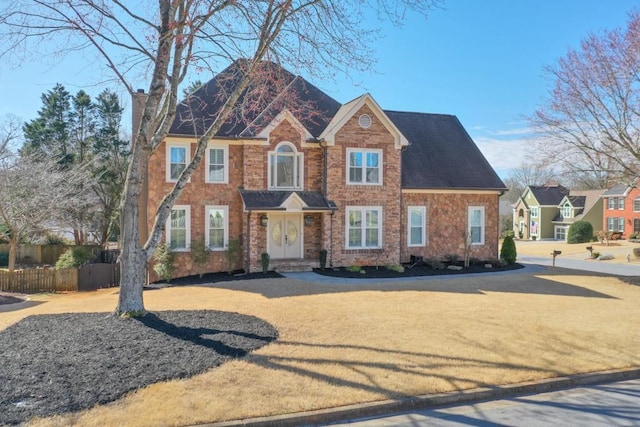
[239, 190, 336, 211]
[528, 185, 569, 205]
[387, 111, 506, 190]
[602, 183, 630, 197]
[170, 61, 505, 191]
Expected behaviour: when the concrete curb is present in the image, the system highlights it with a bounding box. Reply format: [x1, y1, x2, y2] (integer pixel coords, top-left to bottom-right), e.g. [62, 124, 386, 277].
[198, 367, 640, 427]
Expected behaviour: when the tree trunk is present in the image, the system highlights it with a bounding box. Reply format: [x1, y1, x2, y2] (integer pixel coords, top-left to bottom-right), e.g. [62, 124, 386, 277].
[8, 234, 17, 272]
[114, 133, 149, 316]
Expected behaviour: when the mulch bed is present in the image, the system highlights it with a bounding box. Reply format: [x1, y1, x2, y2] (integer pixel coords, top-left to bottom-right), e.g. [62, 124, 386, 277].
[0, 311, 277, 426]
[0, 294, 24, 305]
[314, 262, 524, 279]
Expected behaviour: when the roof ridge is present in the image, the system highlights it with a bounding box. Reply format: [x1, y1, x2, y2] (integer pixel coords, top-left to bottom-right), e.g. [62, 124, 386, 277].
[238, 75, 301, 136]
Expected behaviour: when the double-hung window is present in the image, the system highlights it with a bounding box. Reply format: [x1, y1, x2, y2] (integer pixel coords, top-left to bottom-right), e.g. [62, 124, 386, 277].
[530, 206, 538, 217]
[346, 207, 382, 249]
[608, 198, 616, 210]
[562, 203, 572, 218]
[618, 217, 625, 232]
[618, 198, 625, 210]
[407, 206, 426, 247]
[634, 198, 640, 212]
[206, 145, 228, 183]
[167, 205, 190, 251]
[468, 206, 485, 245]
[205, 206, 228, 250]
[347, 148, 382, 185]
[269, 142, 303, 189]
[167, 143, 189, 182]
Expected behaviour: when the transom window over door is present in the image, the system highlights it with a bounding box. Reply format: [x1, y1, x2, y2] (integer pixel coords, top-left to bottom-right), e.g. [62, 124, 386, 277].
[347, 148, 382, 185]
[269, 142, 303, 189]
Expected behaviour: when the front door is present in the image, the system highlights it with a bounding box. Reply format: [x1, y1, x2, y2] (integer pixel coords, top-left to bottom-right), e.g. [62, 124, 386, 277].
[268, 214, 302, 259]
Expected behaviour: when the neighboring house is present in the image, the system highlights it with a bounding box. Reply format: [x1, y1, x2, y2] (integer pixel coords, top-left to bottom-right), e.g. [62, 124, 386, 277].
[513, 185, 569, 240]
[601, 180, 640, 237]
[137, 61, 507, 278]
[551, 190, 605, 241]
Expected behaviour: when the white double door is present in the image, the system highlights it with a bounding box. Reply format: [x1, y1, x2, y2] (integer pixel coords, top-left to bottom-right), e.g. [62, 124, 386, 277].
[268, 214, 302, 259]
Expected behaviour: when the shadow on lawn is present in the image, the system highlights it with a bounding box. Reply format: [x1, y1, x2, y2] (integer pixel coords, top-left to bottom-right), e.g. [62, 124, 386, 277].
[247, 340, 567, 399]
[190, 266, 618, 300]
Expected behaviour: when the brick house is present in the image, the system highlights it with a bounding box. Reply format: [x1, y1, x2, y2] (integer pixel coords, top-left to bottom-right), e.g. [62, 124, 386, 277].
[138, 61, 507, 278]
[602, 180, 640, 237]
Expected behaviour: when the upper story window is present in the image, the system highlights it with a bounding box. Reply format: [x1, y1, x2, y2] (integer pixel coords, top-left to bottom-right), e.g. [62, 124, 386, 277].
[205, 145, 228, 183]
[562, 203, 572, 218]
[347, 148, 382, 185]
[167, 143, 190, 182]
[634, 198, 640, 212]
[618, 198, 625, 210]
[530, 206, 539, 217]
[608, 197, 617, 210]
[269, 142, 303, 190]
[468, 206, 485, 245]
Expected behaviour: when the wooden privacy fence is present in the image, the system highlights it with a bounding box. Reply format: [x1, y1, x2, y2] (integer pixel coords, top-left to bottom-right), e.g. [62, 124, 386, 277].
[0, 244, 100, 265]
[0, 264, 119, 293]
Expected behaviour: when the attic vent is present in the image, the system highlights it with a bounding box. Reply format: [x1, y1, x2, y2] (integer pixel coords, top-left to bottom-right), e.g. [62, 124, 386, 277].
[358, 114, 372, 129]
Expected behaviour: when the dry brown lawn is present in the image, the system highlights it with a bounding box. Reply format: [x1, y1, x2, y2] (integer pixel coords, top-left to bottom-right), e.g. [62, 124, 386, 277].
[2, 267, 640, 426]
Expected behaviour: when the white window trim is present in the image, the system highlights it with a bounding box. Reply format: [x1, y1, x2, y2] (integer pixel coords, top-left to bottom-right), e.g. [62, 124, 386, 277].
[618, 217, 625, 232]
[608, 198, 616, 210]
[205, 144, 229, 184]
[205, 205, 229, 250]
[407, 206, 426, 247]
[346, 148, 383, 186]
[468, 206, 485, 245]
[166, 205, 191, 252]
[267, 141, 304, 190]
[530, 206, 538, 218]
[634, 198, 640, 212]
[618, 198, 625, 210]
[345, 206, 383, 249]
[562, 203, 572, 218]
[166, 142, 191, 183]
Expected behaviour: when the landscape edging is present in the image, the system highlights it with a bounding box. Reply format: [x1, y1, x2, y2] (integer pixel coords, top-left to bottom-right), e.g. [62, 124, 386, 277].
[198, 366, 640, 427]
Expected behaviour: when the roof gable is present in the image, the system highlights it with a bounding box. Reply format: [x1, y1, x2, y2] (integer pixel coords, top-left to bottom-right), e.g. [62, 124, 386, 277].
[169, 60, 341, 138]
[319, 94, 408, 149]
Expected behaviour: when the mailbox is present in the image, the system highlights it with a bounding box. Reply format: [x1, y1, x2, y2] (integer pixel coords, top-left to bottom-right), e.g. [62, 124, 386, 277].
[551, 250, 561, 266]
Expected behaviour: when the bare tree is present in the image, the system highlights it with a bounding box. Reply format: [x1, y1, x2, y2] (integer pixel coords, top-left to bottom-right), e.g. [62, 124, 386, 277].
[0, 0, 442, 315]
[501, 163, 561, 203]
[0, 114, 21, 162]
[529, 11, 640, 185]
[0, 153, 94, 271]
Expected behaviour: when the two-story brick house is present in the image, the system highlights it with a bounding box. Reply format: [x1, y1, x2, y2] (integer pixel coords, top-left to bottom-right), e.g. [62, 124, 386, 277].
[139, 61, 507, 278]
[602, 180, 640, 237]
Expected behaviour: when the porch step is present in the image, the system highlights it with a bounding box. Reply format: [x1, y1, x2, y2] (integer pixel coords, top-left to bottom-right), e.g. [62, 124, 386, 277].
[270, 259, 318, 273]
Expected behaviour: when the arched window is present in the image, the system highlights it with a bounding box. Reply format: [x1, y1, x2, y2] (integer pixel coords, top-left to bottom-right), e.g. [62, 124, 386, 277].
[563, 203, 572, 218]
[269, 142, 303, 189]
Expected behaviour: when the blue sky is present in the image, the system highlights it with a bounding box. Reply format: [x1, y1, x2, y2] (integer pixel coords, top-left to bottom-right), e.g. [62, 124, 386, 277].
[0, 1, 637, 177]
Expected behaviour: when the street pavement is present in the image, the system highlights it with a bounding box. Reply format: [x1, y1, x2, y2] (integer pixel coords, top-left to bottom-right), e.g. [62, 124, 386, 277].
[327, 379, 640, 426]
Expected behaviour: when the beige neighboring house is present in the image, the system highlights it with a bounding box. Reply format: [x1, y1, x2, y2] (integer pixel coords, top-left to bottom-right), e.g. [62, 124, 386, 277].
[513, 185, 605, 241]
[513, 185, 569, 240]
[551, 190, 605, 241]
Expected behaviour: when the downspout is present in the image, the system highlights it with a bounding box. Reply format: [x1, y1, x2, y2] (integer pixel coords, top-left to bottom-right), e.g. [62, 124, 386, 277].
[246, 211, 251, 273]
[320, 138, 333, 266]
